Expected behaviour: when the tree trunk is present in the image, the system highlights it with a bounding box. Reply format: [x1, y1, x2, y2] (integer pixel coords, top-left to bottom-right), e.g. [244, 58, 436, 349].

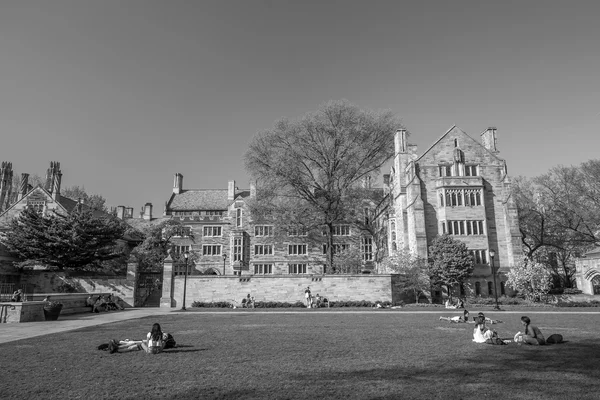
[326, 223, 334, 273]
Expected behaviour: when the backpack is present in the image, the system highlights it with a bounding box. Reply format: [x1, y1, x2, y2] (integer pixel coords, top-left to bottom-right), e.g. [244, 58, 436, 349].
[546, 334, 563, 344]
[164, 333, 177, 349]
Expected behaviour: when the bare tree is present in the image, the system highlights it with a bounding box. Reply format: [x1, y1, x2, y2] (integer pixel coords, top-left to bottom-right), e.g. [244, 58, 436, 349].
[245, 100, 402, 272]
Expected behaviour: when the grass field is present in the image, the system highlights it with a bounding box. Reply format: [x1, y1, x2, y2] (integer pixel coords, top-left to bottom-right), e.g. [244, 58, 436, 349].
[1, 310, 599, 400]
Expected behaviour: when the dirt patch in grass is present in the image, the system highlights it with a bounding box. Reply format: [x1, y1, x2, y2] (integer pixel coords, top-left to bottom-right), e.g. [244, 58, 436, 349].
[1, 313, 599, 399]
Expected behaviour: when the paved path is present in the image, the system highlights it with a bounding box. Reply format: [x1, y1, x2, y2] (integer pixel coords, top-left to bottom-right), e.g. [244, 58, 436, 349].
[0, 308, 179, 344]
[2, 308, 598, 344]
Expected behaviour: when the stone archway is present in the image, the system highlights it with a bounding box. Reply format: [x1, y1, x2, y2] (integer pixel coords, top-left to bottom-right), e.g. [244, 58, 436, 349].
[204, 268, 220, 275]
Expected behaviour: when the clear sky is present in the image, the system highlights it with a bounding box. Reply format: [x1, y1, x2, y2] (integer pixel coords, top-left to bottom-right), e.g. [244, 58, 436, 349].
[1, 0, 599, 214]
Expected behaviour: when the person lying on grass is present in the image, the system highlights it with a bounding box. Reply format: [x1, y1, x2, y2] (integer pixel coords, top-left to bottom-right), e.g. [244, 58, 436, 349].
[475, 312, 503, 324]
[514, 316, 545, 345]
[472, 316, 509, 345]
[101, 323, 176, 354]
[439, 310, 469, 323]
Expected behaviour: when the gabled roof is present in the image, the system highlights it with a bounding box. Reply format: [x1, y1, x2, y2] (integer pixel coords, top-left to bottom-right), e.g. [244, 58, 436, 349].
[166, 189, 250, 211]
[0, 185, 68, 219]
[415, 125, 504, 164]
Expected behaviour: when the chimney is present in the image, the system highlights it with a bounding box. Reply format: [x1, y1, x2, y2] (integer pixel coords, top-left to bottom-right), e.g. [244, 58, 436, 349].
[0, 162, 13, 211]
[45, 163, 53, 191]
[125, 207, 134, 218]
[53, 172, 62, 201]
[116, 205, 125, 219]
[18, 173, 29, 201]
[143, 203, 153, 220]
[173, 173, 183, 194]
[228, 180, 236, 201]
[481, 127, 498, 152]
[394, 129, 407, 154]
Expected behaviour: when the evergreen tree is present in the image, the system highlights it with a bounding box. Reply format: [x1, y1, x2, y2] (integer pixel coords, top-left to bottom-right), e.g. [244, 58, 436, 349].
[428, 235, 474, 300]
[0, 207, 126, 270]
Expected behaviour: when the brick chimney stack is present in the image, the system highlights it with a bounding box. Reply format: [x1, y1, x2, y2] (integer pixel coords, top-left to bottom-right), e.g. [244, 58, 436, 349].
[481, 127, 498, 153]
[143, 203, 153, 220]
[228, 180, 236, 201]
[18, 173, 29, 201]
[173, 173, 183, 194]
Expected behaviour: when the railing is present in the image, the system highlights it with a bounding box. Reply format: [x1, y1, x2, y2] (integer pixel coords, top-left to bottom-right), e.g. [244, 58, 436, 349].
[0, 283, 33, 302]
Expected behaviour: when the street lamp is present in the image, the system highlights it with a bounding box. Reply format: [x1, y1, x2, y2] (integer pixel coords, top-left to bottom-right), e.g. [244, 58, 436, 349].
[222, 253, 227, 276]
[489, 249, 500, 310]
[181, 251, 189, 311]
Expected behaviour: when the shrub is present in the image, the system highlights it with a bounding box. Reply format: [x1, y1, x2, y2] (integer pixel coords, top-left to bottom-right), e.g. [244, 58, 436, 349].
[555, 300, 600, 308]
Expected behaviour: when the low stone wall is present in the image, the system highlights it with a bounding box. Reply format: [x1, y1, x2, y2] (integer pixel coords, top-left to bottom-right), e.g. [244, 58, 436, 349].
[162, 274, 410, 309]
[21, 271, 135, 307]
[0, 302, 45, 323]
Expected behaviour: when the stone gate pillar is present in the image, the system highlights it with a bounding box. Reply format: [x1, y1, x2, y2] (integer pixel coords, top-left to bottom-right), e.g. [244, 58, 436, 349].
[160, 255, 175, 308]
[124, 255, 138, 307]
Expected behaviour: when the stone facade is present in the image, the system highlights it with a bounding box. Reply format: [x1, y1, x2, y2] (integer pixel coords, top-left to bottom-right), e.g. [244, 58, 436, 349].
[158, 175, 380, 277]
[575, 248, 600, 295]
[387, 126, 522, 297]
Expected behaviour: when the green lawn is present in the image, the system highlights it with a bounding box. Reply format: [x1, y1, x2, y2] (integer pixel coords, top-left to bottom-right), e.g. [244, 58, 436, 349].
[1, 311, 600, 400]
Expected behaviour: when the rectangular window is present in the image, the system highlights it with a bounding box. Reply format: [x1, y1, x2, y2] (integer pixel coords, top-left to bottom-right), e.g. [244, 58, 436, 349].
[288, 263, 307, 274]
[236, 209, 242, 228]
[361, 237, 373, 261]
[254, 225, 274, 237]
[233, 237, 243, 261]
[173, 226, 192, 237]
[172, 245, 190, 255]
[202, 245, 221, 256]
[465, 165, 478, 176]
[254, 244, 273, 255]
[322, 243, 350, 254]
[288, 227, 307, 236]
[332, 225, 351, 236]
[203, 226, 222, 237]
[439, 165, 453, 177]
[254, 264, 273, 274]
[288, 244, 307, 255]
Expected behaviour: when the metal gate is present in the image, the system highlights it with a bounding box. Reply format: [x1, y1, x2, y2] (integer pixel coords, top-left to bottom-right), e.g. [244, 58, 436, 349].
[134, 272, 163, 307]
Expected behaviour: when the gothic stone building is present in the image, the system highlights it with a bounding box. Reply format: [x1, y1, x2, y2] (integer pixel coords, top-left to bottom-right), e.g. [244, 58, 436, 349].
[388, 126, 521, 297]
[160, 174, 380, 276]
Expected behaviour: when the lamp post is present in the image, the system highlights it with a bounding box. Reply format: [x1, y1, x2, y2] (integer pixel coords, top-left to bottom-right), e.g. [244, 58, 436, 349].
[489, 249, 500, 310]
[181, 251, 189, 311]
[222, 253, 227, 276]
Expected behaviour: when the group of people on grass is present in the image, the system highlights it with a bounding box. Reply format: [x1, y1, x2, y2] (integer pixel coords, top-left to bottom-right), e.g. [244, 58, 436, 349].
[86, 294, 123, 313]
[440, 310, 562, 346]
[304, 286, 327, 308]
[99, 322, 176, 354]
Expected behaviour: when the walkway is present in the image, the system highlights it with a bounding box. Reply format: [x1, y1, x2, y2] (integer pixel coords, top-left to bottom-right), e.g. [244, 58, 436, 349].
[0, 308, 178, 344]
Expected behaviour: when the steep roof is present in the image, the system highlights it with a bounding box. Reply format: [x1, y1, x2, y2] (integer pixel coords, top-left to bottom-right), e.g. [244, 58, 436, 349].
[166, 189, 250, 211]
[415, 125, 504, 164]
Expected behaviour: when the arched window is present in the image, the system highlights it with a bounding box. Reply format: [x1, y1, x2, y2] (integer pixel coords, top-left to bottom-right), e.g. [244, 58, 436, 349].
[391, 231, 396, 241]
[488, 282, 493, 296]
[439, 192, 444, 206]
[475, 282, 481, 296]
[392, 242, 397, 251]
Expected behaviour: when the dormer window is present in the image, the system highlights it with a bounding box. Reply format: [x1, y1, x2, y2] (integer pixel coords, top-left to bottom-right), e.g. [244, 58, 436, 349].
[439, 165, 452, 177]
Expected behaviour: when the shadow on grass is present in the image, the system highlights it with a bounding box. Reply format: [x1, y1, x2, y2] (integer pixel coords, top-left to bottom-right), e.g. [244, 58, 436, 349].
[165, 347, 208, 353]
[292, 340, 600, 399]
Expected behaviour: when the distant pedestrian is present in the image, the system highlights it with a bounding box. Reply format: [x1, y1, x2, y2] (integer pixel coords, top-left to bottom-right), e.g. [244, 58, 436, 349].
[11, 289, 23, 302]
[304, 287, 312, 308]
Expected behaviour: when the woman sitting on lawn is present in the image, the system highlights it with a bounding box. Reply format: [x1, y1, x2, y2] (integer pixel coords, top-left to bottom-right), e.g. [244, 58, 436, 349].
[514, 316, 545, 345]
[107, 323, 171, 354]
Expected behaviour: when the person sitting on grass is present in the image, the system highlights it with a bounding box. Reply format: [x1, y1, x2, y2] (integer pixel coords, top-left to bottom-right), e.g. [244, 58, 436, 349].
[444, 298, 457, 309]
[514, 316, 545, 345]
[440, 309, 469, 323]
[105, 323, 175, 354]
[473, 316, 509, 345]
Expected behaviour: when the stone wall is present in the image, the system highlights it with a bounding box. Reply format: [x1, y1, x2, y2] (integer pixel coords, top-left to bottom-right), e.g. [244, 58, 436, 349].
[162, 274, 410, 309]
[575, 252, 600, 295]
[0, 302, 44, 323]
[21, 271, 135, 307]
